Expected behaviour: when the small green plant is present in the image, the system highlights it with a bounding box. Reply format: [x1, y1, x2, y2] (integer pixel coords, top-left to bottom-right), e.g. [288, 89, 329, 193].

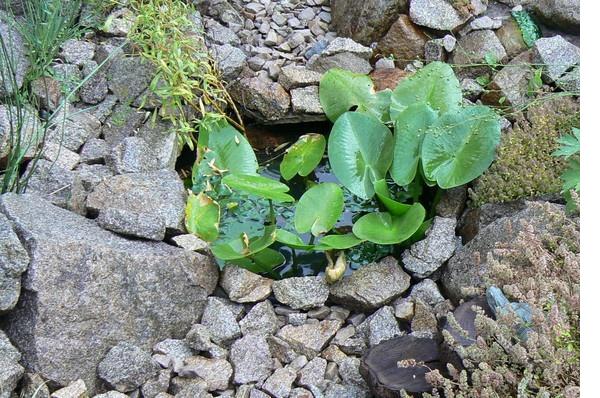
[13, 0, 82, 82]
[127, 0, 243, 149]
[511, 9, 542, 48]
[553, 127, 580, 212]
[185, 62, 502, 279]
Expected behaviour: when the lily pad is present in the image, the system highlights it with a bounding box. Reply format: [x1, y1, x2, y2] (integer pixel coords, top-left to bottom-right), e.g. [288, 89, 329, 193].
[280, 133, 326, 180]
[328, 112, 394, 199]
[276, 229, 315, 250]
[211, 224, 277, 260]
[373, 180, 411, 217]
[222, 174, 295, 203]
[295, 182, 344, 236]
[185, 192, 220, 242]
[352, 204, 426, 245]
[314, 233, 364, 250]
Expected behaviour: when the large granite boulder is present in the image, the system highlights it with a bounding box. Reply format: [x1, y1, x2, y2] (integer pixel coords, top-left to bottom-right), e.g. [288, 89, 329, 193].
[442, 201, 576, 301]
[0, 11, 29, 96]
[0, 213, 29, 313]
[330, 0, 408, 45]
[0, 193, 219, 393]
[531, 0, 579, 33]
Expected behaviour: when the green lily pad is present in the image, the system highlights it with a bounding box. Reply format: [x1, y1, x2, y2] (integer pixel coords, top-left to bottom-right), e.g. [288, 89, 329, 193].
[222, 174, 295, 203]
[295, 182, 344, 236]
[211, 224, 277, 260]
[276, 229, 314, 250]
[314, 233, 364, 250]
[352, 204, 426, 245]
[185, 192, 220, 242]
[280, 133, 326, 180]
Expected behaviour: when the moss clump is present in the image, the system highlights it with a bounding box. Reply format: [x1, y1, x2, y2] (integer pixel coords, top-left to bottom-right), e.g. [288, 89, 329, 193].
[470, 96, 580, 206]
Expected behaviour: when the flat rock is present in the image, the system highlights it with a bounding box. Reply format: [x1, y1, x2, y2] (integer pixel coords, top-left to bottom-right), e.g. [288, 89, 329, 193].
[408, 279, 445, 307]
[212, 44, 247, 80]
[96, 207, 166, 241]
[330, 0, 408, 44]
[278, 66, 322, 90]
[86, 170, 187, 232]
[401, 217, 457, 279]
[201, 297, 242, 345]
[297, 357, 327, 389]
[0, 13, 29, 96]
[230, 76, 291, 122]
[409, 0, 469, 30]
[47, 111, 101, 152]
[60, 39, 95, 66]
[482, 50, 534, 109]
[107, 56, 155, 103]
[98, 342, 159, 392]
[451, 30, 508, 78]
[262, 367, 297, 398]
[272, 276, 329, 310]
[0, 213, 29, 313]
[0, 330, 24, 398]
[329, 256, 410, 311]
[290, 86, 323, 114]
[0, 193, 218, 393]
[239, 300, 279, 337]
[532, 0, 579, 33]
[307, 38, 373, 74]
[277, 320, 342, 359]
[356, 306, 403, 346]
[533, 35, 580, 83]
[377, 14, 429, 68]
[177, 356, 232, 391]
[220, 265, 273, 303]
[50, 379, 87, 398]
[230, 334, 273, 384]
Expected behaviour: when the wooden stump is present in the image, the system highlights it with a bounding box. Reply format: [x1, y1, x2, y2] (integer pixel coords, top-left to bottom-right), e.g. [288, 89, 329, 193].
[441, 296, 493, 347]
[359, 335, 445, 397]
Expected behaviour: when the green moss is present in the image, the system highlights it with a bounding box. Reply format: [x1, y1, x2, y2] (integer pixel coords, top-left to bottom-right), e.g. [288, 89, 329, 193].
[470, 96, 580, 206]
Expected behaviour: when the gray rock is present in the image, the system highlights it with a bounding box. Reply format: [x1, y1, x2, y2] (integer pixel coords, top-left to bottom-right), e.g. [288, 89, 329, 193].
[329, 256, 410, 311]
[169, 376, 209, 397]
[469, 16, 502, 31]
[424, 39, 446, 63]
[330, 0, 408, 45]
[291, 86, 323, 114]
[60, 39, 95, 66]
[141, 369, 171, 398]
[212, 44, 247, 80]
[307, 307, 331, 320]
[297, 357, 327, 389]
[436, 186, 467, 218]
[0, 13, 29, 97]
[201, 297, 242, 345]
[98, 342, 160, 392]
[276, 320, 342, 359]
[482, 50, 534, 108]
[443, 201, 573, 301]
[278, 66, 322, 90]
[410, 299, 438, 338]
[48, 111, 102, 152]
[73, 163, 112, 192]
[0, 104, 41, 161]
[290, 388, 315, 398]
[356, 306, 403, 346]
[106, 137, 164, 174]
[80, 138, 108, 164]
[220, 265, 273, 303]
[172, 234, 210, 252]
[401, 217, 457, 279]
[533, 36, 580, 83]
[249, 390, 270, 398]
[19, 372, 51, 398]
[230, 76, 290, 122]
[0, 193, 218, 393]
[262, 367, 297, 398]
[102, 104, 145, 149]
[393, 298, 415, 321]
[288, 312, 308, 326]
[52, 63, 82, 103]
[30, 76, 62, 111]
[206, 19, 241, 46]
[230, 334, 273, 384]
[239, 300, 278, 337]
[306, 38, 373, 74]
[184, 324, 227, 359]
[134, 119, 178, 170]
[409, 0, 469, 30]
[324, 383, 368, 398]
[153, 339, 195, 365]
[267, 335, 299, 365]
[107, 56, 155, 103]
[532, 0, 579, 33]
[22, 159, 76, 209]
[41, 141, 81, 170]
[177, 357, 232, 391]
[289, 355, 309, 372]
[93, 392, 130, 398]
[409, 279, 445, 307]
[272, 276, 329, 310]
[556, 65, 580, 93]
[0, 330, 24, 398]
[375, 58, 396, 70]
[86, 170, 187, 232]
[331, 326, 367, 356]
[80, 60, 109, 105]
[451, 30, 507, 78]
[0, 213, 29, 313]
[50, 379, 87, 398]
[338, 357, 366, 388]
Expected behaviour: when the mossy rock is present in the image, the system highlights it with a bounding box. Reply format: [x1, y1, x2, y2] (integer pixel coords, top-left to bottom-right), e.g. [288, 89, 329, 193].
[470, 96, 579, 206]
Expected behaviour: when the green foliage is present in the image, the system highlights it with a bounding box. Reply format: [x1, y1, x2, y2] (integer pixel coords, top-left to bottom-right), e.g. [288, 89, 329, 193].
[328, 112, 394, 199]
[222, 174, 294, 203]
[185, 193, 220, 242]
[471, 97, 579, 206]
[553, 127, 580, 211]
[14, 0, 82, 82]
[185, 61, 503, 278]
[127, 0, 242, 148]
[512, 9, 542, 48]
[319, 68, 391, 122]
[294, 183, 344, 236]
[280, 133, 325, 180]
[421, 106, 501, 188]
[352, 204, 426, 245]
[389, 61, 462, 120]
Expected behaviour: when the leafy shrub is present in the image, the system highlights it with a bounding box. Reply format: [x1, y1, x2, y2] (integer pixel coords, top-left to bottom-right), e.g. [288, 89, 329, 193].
[127, 0, 242, 149]
[553, 127, 580, 213]
[185, 62, 502, 279]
